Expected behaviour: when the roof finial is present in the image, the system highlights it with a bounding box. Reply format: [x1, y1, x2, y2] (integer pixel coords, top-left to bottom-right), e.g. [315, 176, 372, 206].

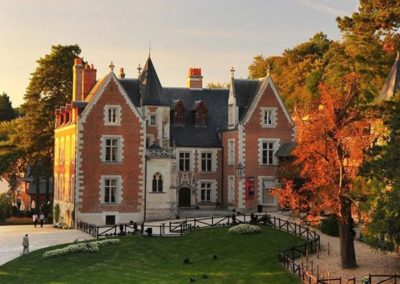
[266, 64, 271, 77]
[149, 41, 151, 57]
[137, 63, 142, 77]
[109, 61, 115, 72]
[230, 66, 235, 79]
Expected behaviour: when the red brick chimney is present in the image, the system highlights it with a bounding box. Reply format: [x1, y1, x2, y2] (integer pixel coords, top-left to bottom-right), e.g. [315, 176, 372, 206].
[187, 68, 203, 89]
[82, 63, 97, 101]
[72, 58, 83, 101]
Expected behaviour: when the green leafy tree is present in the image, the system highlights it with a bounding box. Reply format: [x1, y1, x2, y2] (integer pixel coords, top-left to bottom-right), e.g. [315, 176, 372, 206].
[0, 45, 81, 205]
[361, 98, 400, 248]
[0, 93, 16, 121]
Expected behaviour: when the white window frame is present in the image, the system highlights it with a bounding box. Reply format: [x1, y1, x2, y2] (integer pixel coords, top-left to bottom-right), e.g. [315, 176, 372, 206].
[258, 138, 279, 166]
[101, 135, 123, 163]
[259, 177, 276, 205]
[179, 152, 191, 171]
[227, 175, 235, 205]
[260, 107, 277, 128]
[201, 152, 213, 172]
[149, 114, 156, 126]
[104, 105, 121, 126]
[227, 139, 235, 166]
[100, 175, 122, 204]
[152, 172, 163, 193]
[200, 182, 212, 202]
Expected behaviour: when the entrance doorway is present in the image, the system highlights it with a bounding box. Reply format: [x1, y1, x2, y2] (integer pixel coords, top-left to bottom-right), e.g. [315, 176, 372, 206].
[179, 187, 191, 207]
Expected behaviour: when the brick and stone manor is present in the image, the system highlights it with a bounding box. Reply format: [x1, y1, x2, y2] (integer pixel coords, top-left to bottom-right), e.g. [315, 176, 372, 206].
[54, 55, 294, 226]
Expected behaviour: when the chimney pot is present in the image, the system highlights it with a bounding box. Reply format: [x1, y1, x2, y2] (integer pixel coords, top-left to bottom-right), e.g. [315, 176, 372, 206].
[187, 67, 203, 89]
[119, 67, 126, 79]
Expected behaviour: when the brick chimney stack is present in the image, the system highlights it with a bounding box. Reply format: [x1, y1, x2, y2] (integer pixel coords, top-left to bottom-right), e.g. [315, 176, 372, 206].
[72, 58, 83, 101]
[82, 63, 97, 101]
[187, 68, 203, 89]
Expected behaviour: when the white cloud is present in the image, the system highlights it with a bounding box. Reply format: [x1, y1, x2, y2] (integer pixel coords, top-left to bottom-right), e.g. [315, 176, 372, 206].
[294, 0, 351, 16]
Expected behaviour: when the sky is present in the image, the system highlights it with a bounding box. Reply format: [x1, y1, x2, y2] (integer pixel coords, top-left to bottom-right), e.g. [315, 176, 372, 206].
[0, 0, 359, 109]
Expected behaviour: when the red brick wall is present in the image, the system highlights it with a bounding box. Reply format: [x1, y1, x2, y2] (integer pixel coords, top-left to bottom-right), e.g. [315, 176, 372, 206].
[243, 83, 293, 209]
[80, 79, 144, 213]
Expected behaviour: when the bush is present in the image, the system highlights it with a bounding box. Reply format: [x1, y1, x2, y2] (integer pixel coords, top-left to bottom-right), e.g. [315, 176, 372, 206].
[43, 238, 121, 258]
[363, 236, 395, 252]
[319, 215, 339, 237]
[228, 224, 261, 234]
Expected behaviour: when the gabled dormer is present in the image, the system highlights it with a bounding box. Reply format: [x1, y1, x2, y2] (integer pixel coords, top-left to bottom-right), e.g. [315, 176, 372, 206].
[171, 99, 186, 127]
[191, 100, 208, 127]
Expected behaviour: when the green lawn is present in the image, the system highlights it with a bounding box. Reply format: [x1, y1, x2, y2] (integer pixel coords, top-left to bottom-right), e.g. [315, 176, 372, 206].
[0, 226, 303, 284]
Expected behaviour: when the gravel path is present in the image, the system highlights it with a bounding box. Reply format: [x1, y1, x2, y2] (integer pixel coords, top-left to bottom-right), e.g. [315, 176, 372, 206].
[269, 212, 400, 281]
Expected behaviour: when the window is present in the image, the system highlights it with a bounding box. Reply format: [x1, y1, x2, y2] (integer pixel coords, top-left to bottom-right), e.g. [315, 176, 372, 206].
[105, 215, 115, 225]
[149, 115, 156, 126]
[260, 108, 277, 128]
[228, 176, 235, 204]
[105, 138, 119, 162]
[264, 110, 273, 125]
[104, 178, 117, 203]
[262, 179, 276, 205]
[194, 111, 207, 127]
[261, 141, 275, 165]
[179, 152, 190, 171]
[152, 173, 163, 192]
[104, 105, 121, 125]
[228, 139, 235, 165]
[201, 152, 212, 172]
[200, 182, 212, 202]
[173, 111, 185, 126]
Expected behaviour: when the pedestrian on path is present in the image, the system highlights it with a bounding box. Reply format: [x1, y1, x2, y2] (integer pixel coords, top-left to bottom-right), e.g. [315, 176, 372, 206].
[32, 213, 38, 228]
[39, 212, 45, 228]
[21, 234, 29, 255]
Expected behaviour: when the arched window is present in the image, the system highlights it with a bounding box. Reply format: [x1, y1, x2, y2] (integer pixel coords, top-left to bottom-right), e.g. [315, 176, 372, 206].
[152, 173, 163, 192]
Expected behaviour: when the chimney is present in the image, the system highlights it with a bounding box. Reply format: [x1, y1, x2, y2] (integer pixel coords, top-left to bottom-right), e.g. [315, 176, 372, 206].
[82, 63, 97, 100]
[72, 58, 83, 101]
[119, 67, 126, 79]
[187, 68, 203, 89]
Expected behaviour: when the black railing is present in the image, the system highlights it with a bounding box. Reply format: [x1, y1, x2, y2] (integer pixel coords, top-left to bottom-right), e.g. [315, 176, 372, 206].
[369, 273, 399, 284]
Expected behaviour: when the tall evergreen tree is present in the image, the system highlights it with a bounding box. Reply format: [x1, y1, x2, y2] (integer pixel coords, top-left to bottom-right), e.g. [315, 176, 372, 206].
[0, 93, 16, 121]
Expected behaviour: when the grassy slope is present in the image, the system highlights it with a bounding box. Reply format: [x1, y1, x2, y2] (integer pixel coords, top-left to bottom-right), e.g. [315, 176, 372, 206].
[0, 227, 303, 284]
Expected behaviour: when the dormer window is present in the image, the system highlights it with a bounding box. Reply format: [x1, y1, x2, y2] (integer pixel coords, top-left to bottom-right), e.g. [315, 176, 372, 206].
[172, 100, 186, 127]
[150, 115, 156, 126]
[191, 100, 208, 127]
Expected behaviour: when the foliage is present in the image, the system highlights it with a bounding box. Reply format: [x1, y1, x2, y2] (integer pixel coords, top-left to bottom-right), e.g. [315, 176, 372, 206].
[0, 93, 16, 122]
[0, 193, 13, 223]
[319, 215, 339, 237]
[248, 32, 331, 111]
[228, 224, 261, 234]
[279, 75, 374, 268]
[0, 228, 303, 284]
[206, 82, 230, 89]
[43, 239, 121, 258]
[361, 98, 400, 247]
[54, 203, 60, 223]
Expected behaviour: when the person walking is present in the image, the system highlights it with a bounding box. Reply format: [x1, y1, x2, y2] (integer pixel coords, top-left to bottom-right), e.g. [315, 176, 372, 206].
[32, 213, 38, 228]
[39, 212, 45, 228]
[22, 234, 29, 255]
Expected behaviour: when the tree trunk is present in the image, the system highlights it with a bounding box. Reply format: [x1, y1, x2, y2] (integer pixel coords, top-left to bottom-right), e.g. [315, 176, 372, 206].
[338, 197, 357, 268]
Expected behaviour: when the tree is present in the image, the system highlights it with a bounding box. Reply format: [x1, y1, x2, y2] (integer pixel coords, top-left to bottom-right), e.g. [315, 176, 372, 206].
[279, 75, 373, 268]
[0, 45, 81, 205]
[361, 98, 400, 248]
[206, 82, 230, 89]
[248, 33, 331, 111]
[0, 93, 16, 121]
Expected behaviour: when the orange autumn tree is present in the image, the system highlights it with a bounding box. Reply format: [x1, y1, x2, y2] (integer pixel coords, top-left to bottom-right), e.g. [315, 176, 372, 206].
[279, 74, 373, 268]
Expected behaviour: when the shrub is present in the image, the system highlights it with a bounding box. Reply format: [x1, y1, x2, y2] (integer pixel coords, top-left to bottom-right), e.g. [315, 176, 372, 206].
[43, 238, 121, 258]
[228, 224, 261, 234]
[319, 215, 339, 237]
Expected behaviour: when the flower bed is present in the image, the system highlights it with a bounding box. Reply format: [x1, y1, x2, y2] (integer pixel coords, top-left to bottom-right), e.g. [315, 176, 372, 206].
[228, 224, 262, 234]
[43, 238, 121, 258]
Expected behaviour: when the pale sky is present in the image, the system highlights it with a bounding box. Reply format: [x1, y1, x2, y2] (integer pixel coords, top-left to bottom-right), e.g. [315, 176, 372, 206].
[0, 0, 358, 108]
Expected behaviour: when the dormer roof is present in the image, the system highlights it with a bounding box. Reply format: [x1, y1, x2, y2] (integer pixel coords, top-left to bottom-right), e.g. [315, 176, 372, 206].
[191, 100, 208, 112]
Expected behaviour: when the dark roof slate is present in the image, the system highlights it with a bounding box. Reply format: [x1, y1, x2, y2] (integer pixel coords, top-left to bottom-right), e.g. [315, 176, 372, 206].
[275, 142, 296, 158]
[378, 52, 400, 101]
[232, 79, 261, 120]
[139, 57, 168, 106]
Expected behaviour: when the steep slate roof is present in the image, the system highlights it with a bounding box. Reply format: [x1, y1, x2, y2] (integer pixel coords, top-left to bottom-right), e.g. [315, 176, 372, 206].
[139, 57, 169, 106]
[377, 52, 400, 101]
[232, 79, 261, 121]
[275, 142, 296, 158]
